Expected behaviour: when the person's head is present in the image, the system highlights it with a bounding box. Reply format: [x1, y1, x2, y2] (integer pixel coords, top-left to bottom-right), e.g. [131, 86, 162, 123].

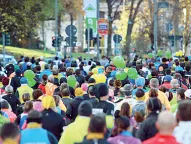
[120, 102, 131, 118]
[156, 111, 176, 135]
[88, 78, 96, 85]
[88, 85, 95, 97]
[120, 84, 133, 97]
[48, 75, 54, 83]
[177, 100, 191, 121]
[147, 97, 162, 113]
[149, 88, 158, 98]
[27, 110, 42, 124]
[112, 116, 130, 136]
[162, 58, 167, 63]
[114, 80, 122, 89]
[164, 75, 172, 83]
[20, 77, 28, 85]
[109, 79, 114, 87]
[88, 114, 106, 134]
[75, 88, 84, 97]
[94, 83, 108, 100]
[44, 64, 49, 70]
[185, 64, 191, 72]
[61, 88, 70, 97]
[32, 89, 43, 100]
[15, 69, 21, 77]
[22, 93, 30, 102]
[35, 65, 41, 72]
[42, 74, 48, 84]
[75, 69, 81, 76]
[151, 70, 158, 77]
[175, 61, 180, 66]
[170, 79, 179, 88]
[133, 106, 146, 123]
[5, 85, 13, 94]
[0, 100, 9, 109]
[135, 77, 145, 88]
[184, 89, 191, 99]
[135, 88, 145, 101]
[149, 78, 159, 89]
[78, 101, 92, 117]
[0, 123, 20, 144]
[177, 88, 186, 101]
[2, 77, 9, 87]
[53, 95, 60, 107]
[24, 57, 30, 62]
[60, 77, 67, 85]
[88, 61, 92, 66]
[42, 96, 56, 110]
[23, 101, 33, 113]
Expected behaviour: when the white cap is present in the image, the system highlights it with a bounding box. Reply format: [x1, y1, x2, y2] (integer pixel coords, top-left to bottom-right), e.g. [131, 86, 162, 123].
[40, 56, 44, 60]
[184, 89, 191, 99]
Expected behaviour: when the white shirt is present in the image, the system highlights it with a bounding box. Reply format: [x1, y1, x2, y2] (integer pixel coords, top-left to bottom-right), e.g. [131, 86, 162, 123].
[83, 65, 91, 74]
[173, 121, 191, 144]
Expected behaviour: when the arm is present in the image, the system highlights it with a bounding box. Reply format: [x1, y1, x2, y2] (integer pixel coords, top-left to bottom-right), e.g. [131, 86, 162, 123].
[47, 131, 58, 144]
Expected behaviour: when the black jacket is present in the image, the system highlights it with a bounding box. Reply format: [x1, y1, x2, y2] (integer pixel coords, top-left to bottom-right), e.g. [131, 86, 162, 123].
[76, 138, 109, 144]
[2, 94, 21, 113]
[66, 97, 84, 122]
[61, 97, 72, 107]
[10, 76, 21, 93]
[41, 109, 65, 140]
[93, 100, 114, 115]
[75, 75, 85, 86]
[136, 112, 158, 141]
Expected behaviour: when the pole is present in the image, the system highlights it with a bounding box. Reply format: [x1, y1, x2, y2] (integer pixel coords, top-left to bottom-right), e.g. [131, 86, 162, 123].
[55, 0, 58, 56]
[88, 28, 90, 60]
[97, 0, 100, 60]
[2, 33, 5, 67]
[70, 25, 72, 58]
[154, 0, 158, 54]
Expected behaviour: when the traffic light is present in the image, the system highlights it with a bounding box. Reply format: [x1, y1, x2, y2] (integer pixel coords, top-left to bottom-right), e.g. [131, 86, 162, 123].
[5, 33, 11, 46]
[85, 28, 93, 41]
[52, 37, 56, 47]
[52, 36, 63, 47]
[171, 40, 174, 47]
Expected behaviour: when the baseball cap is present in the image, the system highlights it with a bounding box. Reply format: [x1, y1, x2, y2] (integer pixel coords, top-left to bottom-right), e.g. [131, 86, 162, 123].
[184, 89, 191, 99]
[94, 83, 108, 98]
[164, 75, 172, 82]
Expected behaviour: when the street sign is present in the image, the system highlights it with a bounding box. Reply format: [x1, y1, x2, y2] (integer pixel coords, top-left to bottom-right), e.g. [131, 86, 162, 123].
[98, 19, 108, 36]
[65, 37, 77, 47]
[168, 35, 183, 40]
[65, 25, 77, 36]
[113, 34, 122, 43]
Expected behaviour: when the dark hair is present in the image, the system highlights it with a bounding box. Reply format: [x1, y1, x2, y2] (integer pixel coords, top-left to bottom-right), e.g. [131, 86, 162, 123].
[22, 93, 30, 102]
[88, 61, 92, 65]
[162, 58, 167, 63]
[159, 86, 167, 93]
[120, 102, 130, 118]
[149, 88, 158, 97]
[85, 75, 90, 82]
[0, 100, 9, 109]
[42, 74, 48, 85]
[175, 61, 180, 66]
[66, 69, 73, 77]
[88, 85, 95, 96]
[35, 65, 41, 72]
[177, 88, 186, 100]
[78, 101, 92, 116]
[24, 57, 30, 62]
[32, 89, 43, 100]
[134, 112, 144, 123]
[27, 110, 42, 124]
[147, 97, 162, 112]
[185, 57, 188, 61]
[151, 70, 158, 77]
[185, 65, 191, 72]
[112, 116, 130, 136]
[0, 123, 20, 140]
[89, 114, 106, 133]
[177, 100, 191, 121]
[23, 101, 33, 112]
[166, 69, 171, 75]
[109, 79, 114, 87]
[61, 88, 70, 97]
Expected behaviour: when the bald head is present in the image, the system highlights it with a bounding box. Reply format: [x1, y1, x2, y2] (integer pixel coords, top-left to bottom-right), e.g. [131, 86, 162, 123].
[149, 78, 159, 89]
[156, 111, 176, 134]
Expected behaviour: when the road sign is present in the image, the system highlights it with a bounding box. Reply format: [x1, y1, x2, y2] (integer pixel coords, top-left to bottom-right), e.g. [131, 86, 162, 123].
[113, 34, 122, 43]
[168, 35, 183, 40]
[98, 19, 108, 36]
[65, 25, 77, 36]
[65, 37, 77, 47]
[86, 18, 97, 35]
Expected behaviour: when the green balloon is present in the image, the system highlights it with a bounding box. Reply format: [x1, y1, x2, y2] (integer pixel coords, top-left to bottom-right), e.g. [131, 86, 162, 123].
[166, 51, 171, 59]
[67, 75, 77, 88]
[157, 50, 163, 57]
[24, 70, 35, 79]
[28, 79, 36, 87]
[127, 68, 138, 79]
[116, 71, 127, 80]
[148, 53, 153, 58]
[113, 56, 126, 68]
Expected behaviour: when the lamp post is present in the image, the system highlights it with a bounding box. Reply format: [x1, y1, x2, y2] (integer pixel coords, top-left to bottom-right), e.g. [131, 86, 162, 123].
[153, 0, 158, 54]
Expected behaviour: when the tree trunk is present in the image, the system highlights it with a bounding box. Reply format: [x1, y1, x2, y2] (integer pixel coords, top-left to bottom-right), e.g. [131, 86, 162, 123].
[107, 1, 113, 57]
[125, 23, 133, 61]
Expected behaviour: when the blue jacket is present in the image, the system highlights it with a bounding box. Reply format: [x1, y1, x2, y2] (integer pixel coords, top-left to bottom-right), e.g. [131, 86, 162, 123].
[20, 128, 58, 144]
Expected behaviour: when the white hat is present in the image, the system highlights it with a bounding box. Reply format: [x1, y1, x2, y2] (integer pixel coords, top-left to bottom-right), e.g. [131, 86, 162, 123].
[184, 89, 191, 99]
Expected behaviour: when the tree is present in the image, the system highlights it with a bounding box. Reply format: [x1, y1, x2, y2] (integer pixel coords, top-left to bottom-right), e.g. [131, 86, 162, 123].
[125, 0, 143, 60]
[105, 0, 123, 56]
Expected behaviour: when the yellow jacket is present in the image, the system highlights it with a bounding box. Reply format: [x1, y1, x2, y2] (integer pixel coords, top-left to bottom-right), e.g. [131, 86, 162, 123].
[59, 116, 90, 144]
[145, 90, 171, 111]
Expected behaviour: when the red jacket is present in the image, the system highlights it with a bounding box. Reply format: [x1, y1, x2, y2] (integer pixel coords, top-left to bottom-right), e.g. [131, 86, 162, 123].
[160, 82, 172, 90]
[143, 133, 180, 144]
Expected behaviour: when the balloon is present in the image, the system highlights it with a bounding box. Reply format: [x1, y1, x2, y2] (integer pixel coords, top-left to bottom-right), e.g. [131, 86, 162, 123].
[148, 53, 153, 59]
[28, 79, 36, 87]
[165, 51, 171, 58]
[116, 71, 127, 80]
[127, 68, 138, 79]
[179, 50, 183, 56]
[24, 70, 35, 79]
[91, 74, 106, 83]
[98, 68, 104, 74]
[157, 50, 163, 57]
[67, 75, 77, 88]
[92, 68, 98, 74]
[124, 68, 128, 73]
[111, 71, 117, 77]
[175, 52, 180, 57]
[113, 56, 126, 68]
